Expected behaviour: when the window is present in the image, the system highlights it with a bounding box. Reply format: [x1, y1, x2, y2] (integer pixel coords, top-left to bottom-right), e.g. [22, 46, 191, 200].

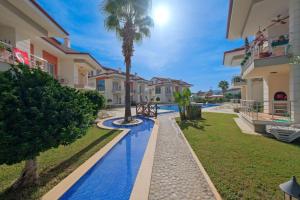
[97, 80, 105, 91]
[113, 82, 120, 91]
[155, 86, 161, 94]
[165, 86, 171, 94]
[46, 63, 55, 77]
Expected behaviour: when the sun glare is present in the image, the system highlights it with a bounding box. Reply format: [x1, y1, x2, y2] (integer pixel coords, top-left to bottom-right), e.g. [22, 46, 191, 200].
[153, 5, 170, 26]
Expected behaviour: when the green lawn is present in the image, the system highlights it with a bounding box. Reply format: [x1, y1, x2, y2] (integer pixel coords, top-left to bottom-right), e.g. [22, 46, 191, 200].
[0, 126, 120, 200]
[177, 112, 300, 200]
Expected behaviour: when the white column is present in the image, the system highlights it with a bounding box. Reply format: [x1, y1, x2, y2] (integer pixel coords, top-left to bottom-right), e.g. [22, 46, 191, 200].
[289, 0, 300, 123]
[263, 78, 269, 113]
[241, 86, 246, 100]
[246, 79, 253, 100]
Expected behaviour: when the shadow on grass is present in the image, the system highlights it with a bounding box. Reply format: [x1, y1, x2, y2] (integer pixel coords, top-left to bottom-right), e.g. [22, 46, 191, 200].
[0, 129, 118, 200]
[291, 138, 300, 148]
[177, 118, 209, 132]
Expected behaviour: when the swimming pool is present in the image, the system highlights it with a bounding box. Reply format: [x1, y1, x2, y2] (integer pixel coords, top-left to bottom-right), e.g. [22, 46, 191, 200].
[158, 103, 219, 112]
[60, 117, 154, 200]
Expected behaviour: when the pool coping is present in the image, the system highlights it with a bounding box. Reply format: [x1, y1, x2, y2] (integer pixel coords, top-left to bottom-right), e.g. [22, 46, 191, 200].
[130, 118, 159, 200]
[170, 116, 223, 200]
[42, 117, 131, 200]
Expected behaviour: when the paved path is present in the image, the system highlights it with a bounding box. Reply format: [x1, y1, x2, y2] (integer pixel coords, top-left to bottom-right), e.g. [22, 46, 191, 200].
[149, 114, 216, 200]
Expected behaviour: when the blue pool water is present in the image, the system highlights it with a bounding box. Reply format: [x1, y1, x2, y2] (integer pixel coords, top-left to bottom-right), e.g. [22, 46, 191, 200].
[60, 117, 154, 200]
[158, 103, 220, 112]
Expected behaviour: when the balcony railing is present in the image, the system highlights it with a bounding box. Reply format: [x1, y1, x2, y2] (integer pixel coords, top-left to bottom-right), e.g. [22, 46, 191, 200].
[30, 54, 49, 72]
[241, 34, 290, 74]
[0, 41, 15, 64]
[239, 100, 292, 122]
[112, 86, 122, 92]
[75, 84, 95, 90]
[0, 41, 55, 75]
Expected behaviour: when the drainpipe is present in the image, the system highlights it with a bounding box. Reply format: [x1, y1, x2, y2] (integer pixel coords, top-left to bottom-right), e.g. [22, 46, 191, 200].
[289, 0, 300, 123]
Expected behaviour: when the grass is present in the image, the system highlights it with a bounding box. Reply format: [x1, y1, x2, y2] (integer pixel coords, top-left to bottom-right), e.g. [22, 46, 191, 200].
[0, 125, 120, 200]
[177, 112, 300, 200]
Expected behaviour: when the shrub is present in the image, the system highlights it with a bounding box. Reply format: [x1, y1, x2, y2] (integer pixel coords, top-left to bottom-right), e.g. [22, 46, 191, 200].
[0, 64, 94, 188]
[83, 90, 105, 116]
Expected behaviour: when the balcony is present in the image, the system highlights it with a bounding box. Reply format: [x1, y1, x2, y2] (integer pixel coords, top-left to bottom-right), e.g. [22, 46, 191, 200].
[75, 84, 95, 90]
[0, 41, 55, 75]
[231, 75, 247, 88]
[30, 54, 51, 73]
[112, 86, 122, 93]
[241, 34, 291, 76]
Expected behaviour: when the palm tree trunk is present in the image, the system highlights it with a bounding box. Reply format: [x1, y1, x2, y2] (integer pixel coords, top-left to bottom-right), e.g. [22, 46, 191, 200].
[182, 106, 186, 120]
[12, 158, 38, 189]
[122, 21, 134, 123]
[124, 58, 132, 122]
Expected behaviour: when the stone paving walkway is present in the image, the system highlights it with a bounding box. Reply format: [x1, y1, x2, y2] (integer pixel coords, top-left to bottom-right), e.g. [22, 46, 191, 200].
[149, 113, 216, 200]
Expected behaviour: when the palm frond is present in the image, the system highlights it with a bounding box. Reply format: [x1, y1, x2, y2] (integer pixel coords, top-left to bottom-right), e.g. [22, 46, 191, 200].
[102, 0, 153, 43]
[104, 15, 120, 31]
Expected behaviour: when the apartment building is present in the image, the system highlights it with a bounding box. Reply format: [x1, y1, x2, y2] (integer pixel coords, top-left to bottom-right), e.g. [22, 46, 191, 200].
[88, 68, 150, 106]
[148, 77, 192, 103]
[89, 70, 192, 106]
[224, 0, 300, 132]
[0, 0, 102, 89]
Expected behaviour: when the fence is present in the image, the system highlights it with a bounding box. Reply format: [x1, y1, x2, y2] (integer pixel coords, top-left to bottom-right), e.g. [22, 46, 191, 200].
[136, 103, 158, 118]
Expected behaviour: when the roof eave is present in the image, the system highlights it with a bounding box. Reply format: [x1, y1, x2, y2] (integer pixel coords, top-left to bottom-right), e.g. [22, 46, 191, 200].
[29, 0, 69, 37]
[226, 0, 234, 39]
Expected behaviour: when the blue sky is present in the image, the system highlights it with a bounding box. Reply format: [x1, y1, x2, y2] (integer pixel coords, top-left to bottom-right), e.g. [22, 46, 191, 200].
[37, 0, 243, 92]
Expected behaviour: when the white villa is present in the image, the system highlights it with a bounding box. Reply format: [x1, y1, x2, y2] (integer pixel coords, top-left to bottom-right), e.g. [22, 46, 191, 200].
[89, 72, 192, 106]
[0, 0, 102, 89]
[148, 77, 192, 103]
[88, 68, 151, 106]
[224, 0, 300, 133]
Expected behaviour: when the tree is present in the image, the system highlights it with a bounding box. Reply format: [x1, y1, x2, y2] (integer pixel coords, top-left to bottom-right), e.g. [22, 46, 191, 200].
[0, 64, 94, 188]
[173, 88, 191, 121]
[102, 0, 153, 122]
[218, 80, 229, 95]
[83, 90, 106, 116]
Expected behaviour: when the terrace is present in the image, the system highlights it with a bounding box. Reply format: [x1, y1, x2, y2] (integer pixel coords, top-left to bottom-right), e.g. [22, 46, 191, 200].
[0, 41, 54, 76]
[241, 34, 291, 77]
[239, 100, 293, 132]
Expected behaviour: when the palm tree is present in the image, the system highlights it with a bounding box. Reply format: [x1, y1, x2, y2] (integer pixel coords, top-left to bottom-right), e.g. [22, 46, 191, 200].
[218, 80, 229, 95]
[173, 88, 191, 120]
[102, 0, 153, 122]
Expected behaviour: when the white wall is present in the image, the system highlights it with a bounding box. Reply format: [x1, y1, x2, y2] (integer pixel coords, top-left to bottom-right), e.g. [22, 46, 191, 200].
[0, 25, 15, 45]
[60, 59, 75, 87]
[267, 22, 289, 38]
[252, 79, 263, 101]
